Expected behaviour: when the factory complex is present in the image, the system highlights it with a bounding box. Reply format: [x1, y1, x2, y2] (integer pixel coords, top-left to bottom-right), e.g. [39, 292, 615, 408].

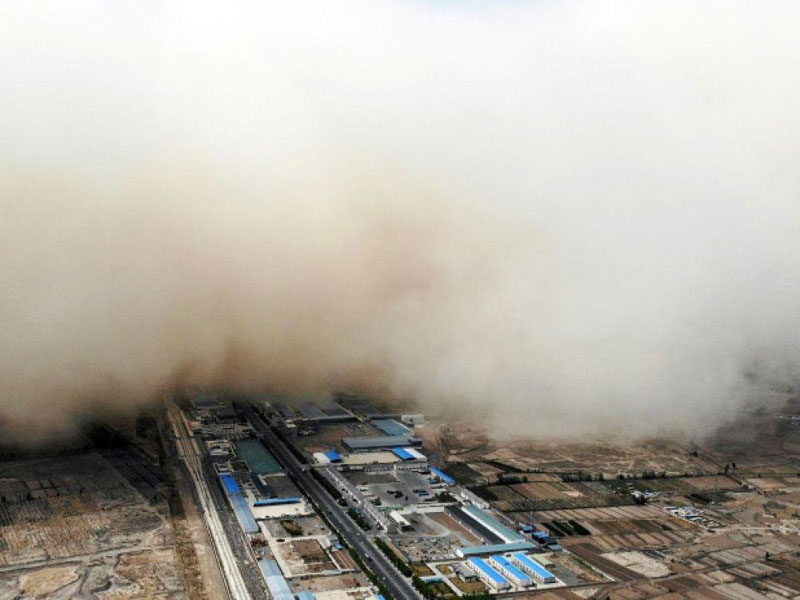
[178, 395, 382, 600]
[261, 395, 577, 597]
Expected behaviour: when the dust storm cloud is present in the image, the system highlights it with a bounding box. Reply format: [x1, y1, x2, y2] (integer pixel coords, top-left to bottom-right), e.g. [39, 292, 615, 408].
[2, 1, 800, 442]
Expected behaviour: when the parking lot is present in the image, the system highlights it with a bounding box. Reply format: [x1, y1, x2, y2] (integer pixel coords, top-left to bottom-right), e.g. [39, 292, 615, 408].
[344, 469, 443, 508]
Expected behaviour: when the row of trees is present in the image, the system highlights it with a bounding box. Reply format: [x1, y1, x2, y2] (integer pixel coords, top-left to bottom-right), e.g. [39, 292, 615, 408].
[375, 538, 412, 577]
[347, 507, 371, 531]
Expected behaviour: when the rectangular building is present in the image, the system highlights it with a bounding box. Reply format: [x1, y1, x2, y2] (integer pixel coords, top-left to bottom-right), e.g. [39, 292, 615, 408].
[342, 435, 422, 452]
[456, 541, 536, 557]
[489, 555, 532, 587]
[466, 557, 509, 590]
[401, 414, 426, 426]
[429, 467, 455, 485]
[392, 448, 415, 461]
[373, 419, 413, 436]
[511, 553, 556, 584]
[461, 504, 525, 543]
[259, 559, 294, 600]
[404, 448, 426, 461]
[219, 474, 259, 534]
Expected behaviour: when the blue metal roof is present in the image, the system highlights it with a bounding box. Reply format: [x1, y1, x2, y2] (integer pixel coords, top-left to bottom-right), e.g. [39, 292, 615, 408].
[324, 450, 342, 462]
[532, 531, 548, 538]
[297, 591, 315, 600]
[392, 448, 414, 460]
[259, 560, 294, 600]
[219, 474, 259, 533]
[220, 473, 240, 494]
[468, 557, 507, 585]
[491, 555, 531, 583]
[429, 467, 455, 485]
[458, 541, 536, 556]
[512, 553, 555, 581]
[254, 497, 302, 506]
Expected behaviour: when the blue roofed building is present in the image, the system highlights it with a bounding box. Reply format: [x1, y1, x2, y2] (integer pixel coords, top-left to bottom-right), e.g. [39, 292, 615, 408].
[429, 467, 455, 485]
[259, 560, 294, 600]
[324, 449, 342, 462]
[253, 497, 302, 506]
[532, 531, 557, 545]
[220, 473, 241, 495]
[392, 448, 414, 461]
[219, 474, 259, 534]
[297, 591, 315, 600]
[511, 553, 556, 584]
[466, 557, 510, 590]
[489, 555, 532, 587]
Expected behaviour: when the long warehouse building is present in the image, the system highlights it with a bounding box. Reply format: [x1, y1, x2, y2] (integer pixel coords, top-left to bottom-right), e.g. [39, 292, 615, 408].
[342, 435, 422, 452]
[219, 474, 259, 534]
[511, 553, 556, 584]
[466, 557, 510, 590]
[489, 555, 532, 587]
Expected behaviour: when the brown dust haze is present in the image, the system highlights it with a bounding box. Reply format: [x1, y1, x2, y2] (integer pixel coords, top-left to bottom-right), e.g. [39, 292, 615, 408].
[2, 1, 800, 443]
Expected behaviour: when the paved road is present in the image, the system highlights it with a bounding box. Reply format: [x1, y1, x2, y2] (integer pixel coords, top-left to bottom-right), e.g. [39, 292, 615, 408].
[243, 406, 420, 600]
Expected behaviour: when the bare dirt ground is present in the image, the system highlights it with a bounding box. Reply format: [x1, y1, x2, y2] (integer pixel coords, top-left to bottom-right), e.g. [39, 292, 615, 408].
[0, 451, 190, 599]
[172, 463, 226, 600]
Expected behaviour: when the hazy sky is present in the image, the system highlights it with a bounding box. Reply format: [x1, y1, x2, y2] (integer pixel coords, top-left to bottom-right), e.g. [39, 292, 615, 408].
[2, 1, 800, 442]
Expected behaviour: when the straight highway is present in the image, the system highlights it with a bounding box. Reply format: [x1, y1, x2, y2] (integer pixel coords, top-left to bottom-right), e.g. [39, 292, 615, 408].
[242, 405, 421, 600]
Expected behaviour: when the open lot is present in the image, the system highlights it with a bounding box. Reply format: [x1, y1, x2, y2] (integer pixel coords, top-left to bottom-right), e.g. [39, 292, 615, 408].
[275, 538, 338, 575]
[0, 452, 189, 599]
[261, 514, 330, 539]
[389, 510, 476, 563]
[343, 469, 441, 508]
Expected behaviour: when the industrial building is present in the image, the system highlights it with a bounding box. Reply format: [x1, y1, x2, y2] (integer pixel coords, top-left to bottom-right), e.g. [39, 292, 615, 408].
[461, 504, 525, 543]
[373, 419, 413, 437]
[466, 557, 510, 590]
[219, 474, 259, 534]
[259, 559, 294, 600]
[456, 541, 536, 558]
[363, 459, 431, 473]
[429, 467, 455, 485]
[391, 447, 426, 462]
[342, 435, 422, 452]
[313, 450, 343, 465]
[400, 413, 425, 426]
[296, 401, 356, 423]
[511, 553, 556, 584]
[447, 504, 525, 546]
[253, 497, 302, 506]
[489, 555, 532, 587]
[460, 488, 490, 510]
[390, 510, 412, 530]
[235, 439, 282, 475]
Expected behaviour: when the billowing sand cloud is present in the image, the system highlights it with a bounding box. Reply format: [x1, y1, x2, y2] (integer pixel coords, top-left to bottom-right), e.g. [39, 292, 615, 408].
[2, 0, 800, 442]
